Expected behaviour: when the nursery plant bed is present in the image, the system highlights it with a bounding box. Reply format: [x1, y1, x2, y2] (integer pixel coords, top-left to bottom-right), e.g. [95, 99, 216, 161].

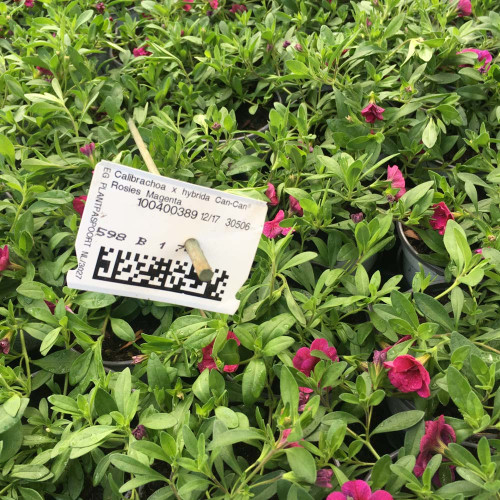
[2, 1, 500, 499]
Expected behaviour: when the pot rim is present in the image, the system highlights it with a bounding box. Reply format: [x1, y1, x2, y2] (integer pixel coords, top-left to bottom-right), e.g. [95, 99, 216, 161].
[396, 221, 445, 276]
[102, 359, 135, 369]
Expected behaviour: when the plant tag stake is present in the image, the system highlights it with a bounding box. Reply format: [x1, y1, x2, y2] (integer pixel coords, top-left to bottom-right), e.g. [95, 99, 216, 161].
[67, 161, 267, 314]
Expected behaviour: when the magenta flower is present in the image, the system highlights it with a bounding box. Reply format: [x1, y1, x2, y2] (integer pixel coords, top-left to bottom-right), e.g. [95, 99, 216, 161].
[198, 331, 240, 373]
[474, 248, 483, 254]
[36, 66, 53, 76]
[429, 202, 454, 235]
[373, 335, 412, 365]
[293, 338, 338, 376]
[44, 300, 74, 314]
[316, 469, 333, 488]
[229, 3, 247, 12]
[361, 103, 385, 124]
[294, 43, 303, 52]
[456, 0, 471, 16]
[182, 0, 193, 10]
[298, 386, 313, 411]
[326, 480, 393, 500]
[414, 415, 456, 477]
[80, 142, 95, 157]
[0, 338, 10, 355]
[209, 0, 218, 8]
[0, 245, 10, 272]
[457, 48, 492, 73]
[351, 212, 364, 224]
[278, 428, 302, 448]
[133, 46, 152, 57]
[265, 183, 279, 206]
[387, 165, 406, 200]
[263, 210, 293, 238]
[132, 354, 147, 364]
[384, 355, 430, 398]
[73, 195, 87, 217]
[283, 40, 291, 48]
[95, 2, 105, 13]
[289, 196, 303, 216]
[24, 0, 35, 7]
[132, 425, 147, 440]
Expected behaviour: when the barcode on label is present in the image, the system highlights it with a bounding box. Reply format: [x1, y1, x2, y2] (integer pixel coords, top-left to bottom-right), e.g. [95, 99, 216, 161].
[92, 247, 229, 301]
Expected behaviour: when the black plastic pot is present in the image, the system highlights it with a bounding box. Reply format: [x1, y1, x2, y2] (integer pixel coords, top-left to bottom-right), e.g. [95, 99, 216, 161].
[102, 358, 135, 372]
[396, 221, 445, 285]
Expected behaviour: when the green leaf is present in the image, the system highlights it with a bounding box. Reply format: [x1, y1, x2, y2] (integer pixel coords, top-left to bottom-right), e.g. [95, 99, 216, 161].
[435, 480, 482, 498]
[0, 134, 15, 166]
[94, 388, 118, 416]
[227, 156, 266, 176]
[215, 407, 239, 429]
[140, 413, 177, 430]
[262, 336, 295, 357]
[0, 420, 23, 463]
[40, 327, 61, 356]
[285, 447, 317, 483]
[422, 118, 438, 148]
[110, 318, 136, 342]
[73, 292, 116, 309]
[16, 281, 48, 299]
[279, 252, 317, 272]
[192, 369, 211, 404]
[17, 488, 43, 500]
[131, 441, 171, 462]
[206, 429, 265, 450]
[177, 478, 211, 496]
[371, 411, 425, 435]
[371, 454, 393, 490]
[242, 359, 267, 405]
[384, 13, 405, 38]
[447, 443, 481, 468]
[32, 349, 80, 374]
[10, 464, 52, 481]
[447, 366, 472, 411]
[280, 366, 298, 415]
[299, 198, 318, 216]
[259, 314, 296, 343]
[114, 368, 131, 416]
[443, 220, 469, 271]
[70, 426, 116, 447]
[390, 290, 419, 329]
[285, 60, 309, 75]
[110, 455, 165, 479]
[414, 293, 454, 332]
[399, 181, 434, 209]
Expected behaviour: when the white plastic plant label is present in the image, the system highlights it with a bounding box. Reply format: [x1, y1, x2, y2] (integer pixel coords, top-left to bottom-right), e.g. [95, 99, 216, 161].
[67, 161, 267, 314]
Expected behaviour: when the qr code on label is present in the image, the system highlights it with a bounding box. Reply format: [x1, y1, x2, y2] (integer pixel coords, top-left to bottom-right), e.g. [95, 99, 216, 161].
[92, 247, 229, 301]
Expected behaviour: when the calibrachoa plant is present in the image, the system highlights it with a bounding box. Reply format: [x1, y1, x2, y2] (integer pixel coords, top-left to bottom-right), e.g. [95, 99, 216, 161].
[0, 0, 499, 498]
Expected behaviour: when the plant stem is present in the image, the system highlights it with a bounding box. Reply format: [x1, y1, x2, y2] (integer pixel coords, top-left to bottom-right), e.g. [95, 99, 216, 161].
[346, 427, 380, 460]
[18, 330, 31, 394]
[232, 449, 278, 495]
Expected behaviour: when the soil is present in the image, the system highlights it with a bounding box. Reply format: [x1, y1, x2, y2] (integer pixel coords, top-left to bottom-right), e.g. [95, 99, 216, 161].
[233, 441, 262, 466]
[101, 328, 141, 361]
[76, 311, 161, 362]
[80, 484, 104, 500]
[442, 145, 477, 165]
[235, 101, 271, 132]
[402, 224, 432, 255]
[101, 313, 160, 362]
[140, 460, 172, 498]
